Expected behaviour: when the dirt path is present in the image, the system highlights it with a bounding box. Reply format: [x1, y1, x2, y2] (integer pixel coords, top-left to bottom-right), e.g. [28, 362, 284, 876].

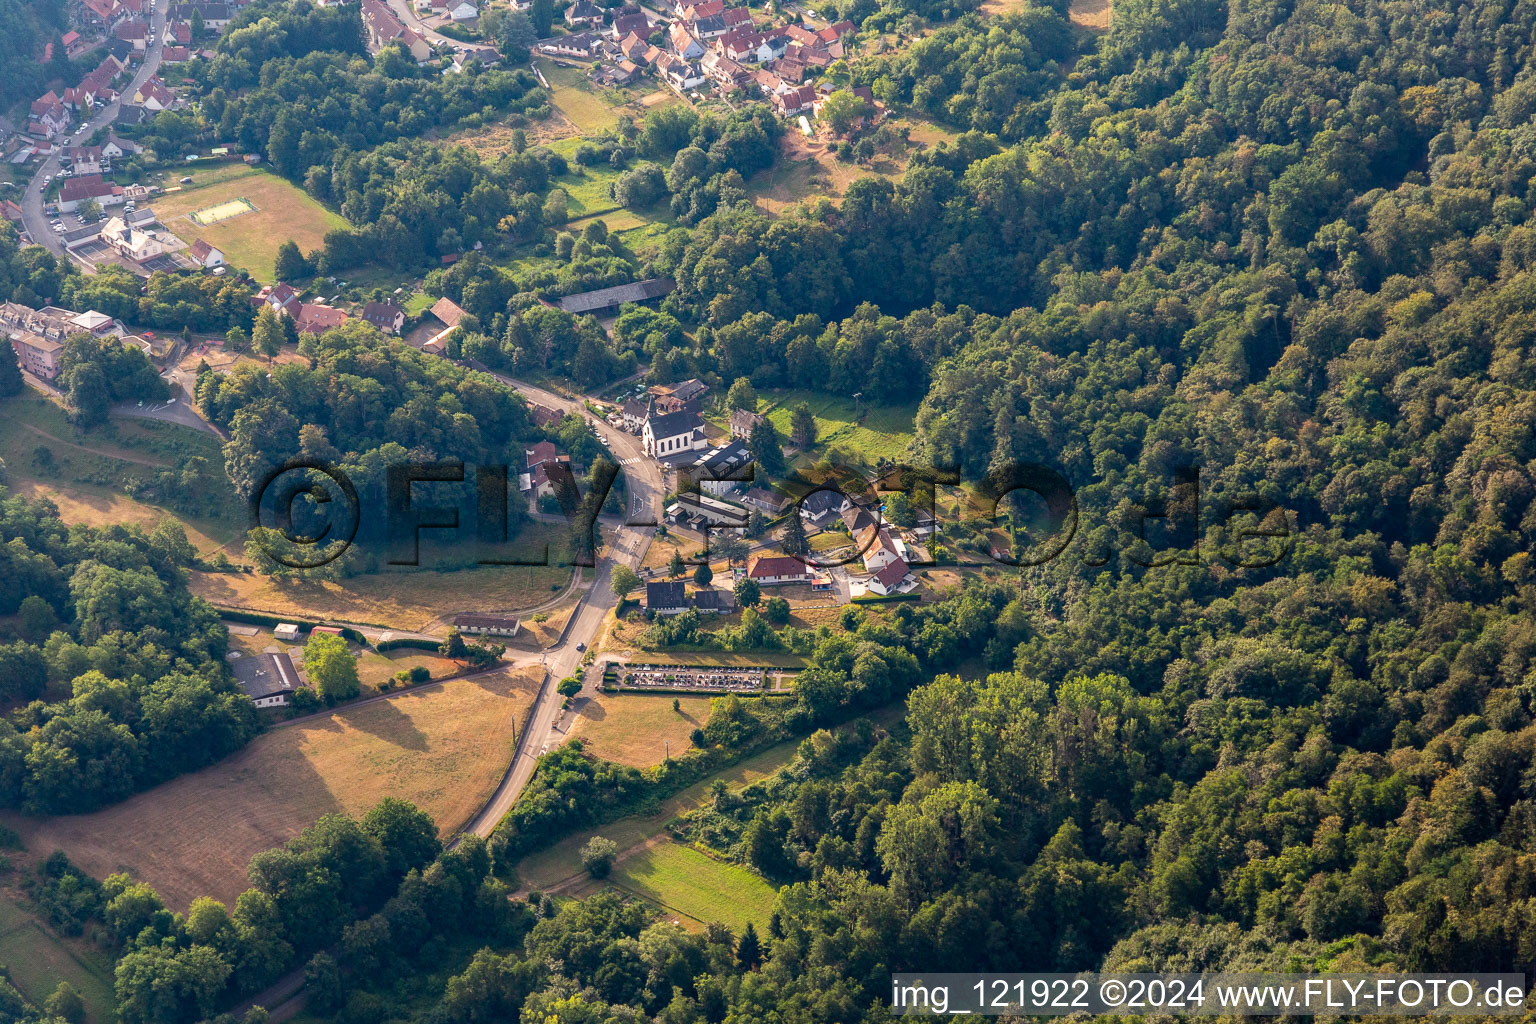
[13, 421, 176, 469]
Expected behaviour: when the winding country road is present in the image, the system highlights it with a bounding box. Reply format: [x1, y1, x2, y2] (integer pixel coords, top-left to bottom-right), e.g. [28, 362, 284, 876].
[20, 0, 169, 263]
[238, 375, 663, 1022]
[458, 372, 663, 838]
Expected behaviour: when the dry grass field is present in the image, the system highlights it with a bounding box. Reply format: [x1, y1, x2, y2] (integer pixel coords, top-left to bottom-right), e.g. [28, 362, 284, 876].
[4, 668, 540, 909]
[189, 527, 575, 630]
[153, 164, 350, 282]
[570, 691, 714, 767]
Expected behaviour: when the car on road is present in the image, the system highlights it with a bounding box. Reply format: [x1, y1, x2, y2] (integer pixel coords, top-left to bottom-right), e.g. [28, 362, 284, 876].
[576, 642, 587, 651]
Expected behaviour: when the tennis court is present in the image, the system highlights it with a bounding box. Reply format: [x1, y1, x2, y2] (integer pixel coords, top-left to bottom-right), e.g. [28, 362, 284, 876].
[190, 197, 256, 225]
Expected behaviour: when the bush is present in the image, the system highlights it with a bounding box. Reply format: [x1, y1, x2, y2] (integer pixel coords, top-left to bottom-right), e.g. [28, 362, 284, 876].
[580, 835, 618, 878]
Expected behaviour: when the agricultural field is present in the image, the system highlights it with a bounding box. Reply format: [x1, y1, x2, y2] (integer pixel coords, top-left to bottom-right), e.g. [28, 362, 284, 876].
[152, 163, 350, 282]
[760, 388, 918, 467]
[188, 522, 577, 631]
[0, 896, 115, 1023]
[569, 691, 715, 768]
[4, 668, 541, 909]
[608, 842, 778, 933]
[513, 739, 800, 891]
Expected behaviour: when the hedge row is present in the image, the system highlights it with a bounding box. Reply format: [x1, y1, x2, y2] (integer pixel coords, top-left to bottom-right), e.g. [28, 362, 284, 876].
[215, 607, 369, 645]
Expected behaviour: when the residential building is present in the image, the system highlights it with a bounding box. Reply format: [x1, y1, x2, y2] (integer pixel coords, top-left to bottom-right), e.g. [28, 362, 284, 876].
[564, 0, 604, 26]
[293, 303, 348, 334]
[541, 32, 600, 57]
[64, 145, 106, 175]
[645, 580, 688, 614]
[648, 376, 707, 411]
[857, 523, 907, 573]
[430, 0, 479, 18]
[772, 84, 816, 116]
[529, 403, 564, 428]
[669, 22, 704, 58]
[866, 557, 910, 596]
[102, 135, 143, 160]
[100, 216, 171, 263]
[258, 282, 300, 314]
[188, 239, 225, 268]
[747, 554, 811, 585]
[235, 651, 302, 708]
[610, 7, 649, 38]
[361, 300, 405, 333]
[58, 174, 124, 212]
[686, 439, 754, 495]
[133, 77, 176, 111]
[740, 487, 788, 515]
[797, 488, 846, 527]
[429, 295, 467, 329]
[729, 407, 763, 439]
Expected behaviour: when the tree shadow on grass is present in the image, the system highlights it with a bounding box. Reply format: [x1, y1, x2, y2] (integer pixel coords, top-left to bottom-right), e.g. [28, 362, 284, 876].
[332, 697, 429, 752]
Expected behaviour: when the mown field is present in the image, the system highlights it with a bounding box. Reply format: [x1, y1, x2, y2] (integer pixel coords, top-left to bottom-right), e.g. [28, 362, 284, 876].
[4, 668, 541, 909]
[0, 896, 115, 1023]
[609, 842, 778, 933]
[153, 163, 350, 282]
[760, 388, 918, 466]
[189, 521, 577, 631]
[569, 691, 714, 768]
[513, 740, 799, 891]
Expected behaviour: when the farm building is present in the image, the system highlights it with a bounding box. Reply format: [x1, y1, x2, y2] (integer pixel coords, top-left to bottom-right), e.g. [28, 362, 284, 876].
[453, 613, 520, 637]
[557, 278, 676, 316]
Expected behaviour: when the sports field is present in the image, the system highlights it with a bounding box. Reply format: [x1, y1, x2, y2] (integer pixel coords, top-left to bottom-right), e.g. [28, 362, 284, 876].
[188, 522, 577, 630]
[189, 196, 256, 224]
[154, 164, 350, 281]
[4, 668, 540, 909]
[610, 842, 778, 933]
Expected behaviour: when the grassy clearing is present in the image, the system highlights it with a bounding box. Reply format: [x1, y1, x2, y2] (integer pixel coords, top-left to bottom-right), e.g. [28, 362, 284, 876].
[4, 668, 541, 910]
[759, 389, 918, 466]
[0, 393, 243, 553]
[189, 522, 575, 631]
[153, 164, 350, 282]
[513, 740, 799, 890]
[610, 842, 777, 933]
[570, 692, 714, 768]
[0, 897, 115, 1023]
[535, 58, 623, 135]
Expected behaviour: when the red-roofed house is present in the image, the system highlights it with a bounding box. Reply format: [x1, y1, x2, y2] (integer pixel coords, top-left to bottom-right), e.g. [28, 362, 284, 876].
[294, 303, 348, 333]
[867, 557, 909, 596]
[114, 18, 149, 49]
[772, 84, 815, 116]
[58, 174, 123, 212]
[188, 239, 225, 268]
[747, 554, 811, 585]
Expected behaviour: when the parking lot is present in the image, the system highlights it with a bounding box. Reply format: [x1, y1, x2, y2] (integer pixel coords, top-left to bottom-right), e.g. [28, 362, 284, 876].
[612, 663, 766, 693]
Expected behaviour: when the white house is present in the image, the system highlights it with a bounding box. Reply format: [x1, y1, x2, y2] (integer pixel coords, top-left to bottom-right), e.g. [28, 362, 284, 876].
[188, 238, 225, 268]
[858, 524, 907, 573]
[866, 557, 910, 596]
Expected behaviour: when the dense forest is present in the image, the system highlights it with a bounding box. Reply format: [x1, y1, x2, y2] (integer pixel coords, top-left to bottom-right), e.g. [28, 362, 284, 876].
[0, 492, 256, 814]
[4, 0, 1536, 1018]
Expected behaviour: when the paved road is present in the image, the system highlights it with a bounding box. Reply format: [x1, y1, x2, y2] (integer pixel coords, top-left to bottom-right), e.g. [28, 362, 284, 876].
[238, 375, 663, 1022]
[20, 1, 169, 265]
[381, 0, 462, 46]
[458, 372, 663, 839]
